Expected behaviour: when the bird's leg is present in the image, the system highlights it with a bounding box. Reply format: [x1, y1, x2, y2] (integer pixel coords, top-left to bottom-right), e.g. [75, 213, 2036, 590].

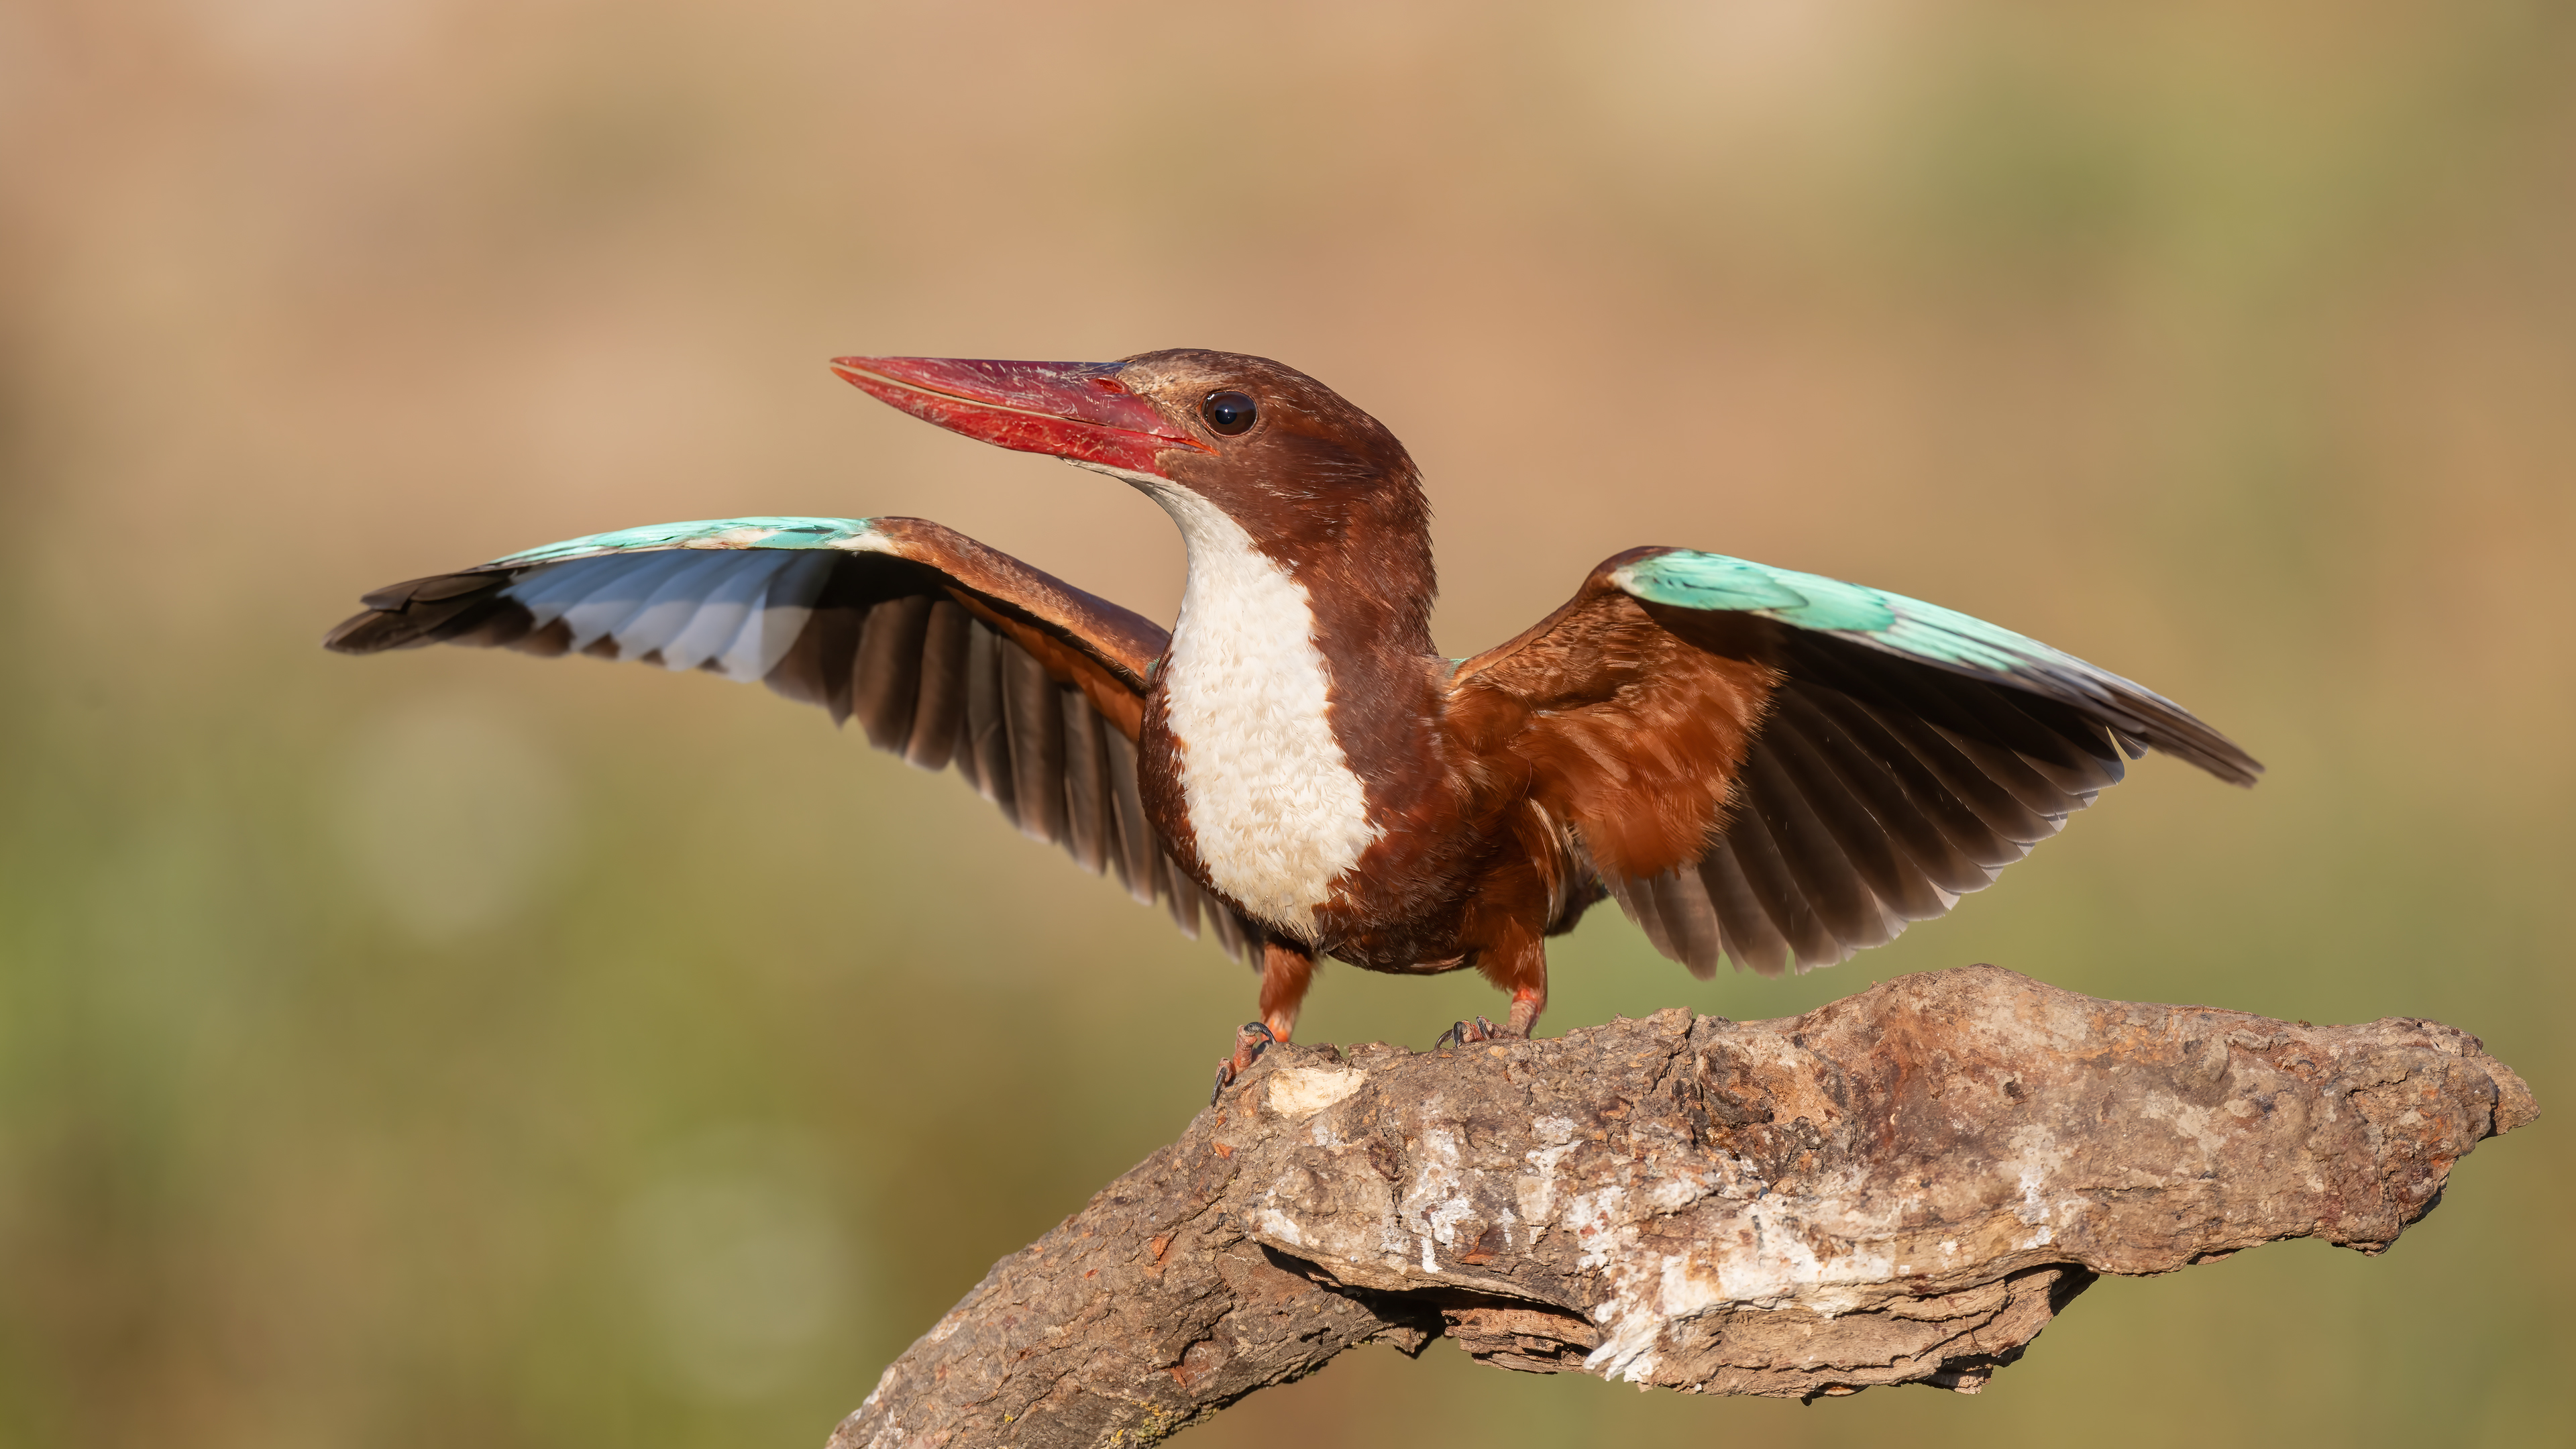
[1446, 934, 1548, 1047]
[1256, 938, 1313, 1046]
[1212, 940, 1316, 1104]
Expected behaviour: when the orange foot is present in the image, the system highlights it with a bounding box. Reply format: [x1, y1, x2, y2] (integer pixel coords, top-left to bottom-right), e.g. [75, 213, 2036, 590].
[1208, 1022, 1275, 1106]
[1436, 987, 1545, 1049]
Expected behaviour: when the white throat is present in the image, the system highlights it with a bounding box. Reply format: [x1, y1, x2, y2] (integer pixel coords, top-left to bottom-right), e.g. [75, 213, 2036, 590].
[1087, 463, 1379, 939]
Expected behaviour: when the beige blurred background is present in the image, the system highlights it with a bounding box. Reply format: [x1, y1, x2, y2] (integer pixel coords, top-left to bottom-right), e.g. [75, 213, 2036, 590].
[1, 1, 2569, 1445]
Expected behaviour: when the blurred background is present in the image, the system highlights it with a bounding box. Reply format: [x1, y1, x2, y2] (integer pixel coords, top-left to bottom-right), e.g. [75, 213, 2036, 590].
[1, 1, 2569, 1445]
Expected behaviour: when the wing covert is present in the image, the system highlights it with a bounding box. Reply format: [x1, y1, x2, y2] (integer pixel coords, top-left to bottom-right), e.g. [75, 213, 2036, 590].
[327, 516, 1265, 965]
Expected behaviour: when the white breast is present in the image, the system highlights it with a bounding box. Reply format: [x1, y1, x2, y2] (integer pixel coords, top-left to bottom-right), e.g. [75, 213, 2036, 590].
[1122, 475, 1379, 941]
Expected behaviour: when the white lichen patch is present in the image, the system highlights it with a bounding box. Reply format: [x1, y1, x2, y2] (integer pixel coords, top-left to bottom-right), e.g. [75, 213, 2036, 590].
[1423, 1197, 1477, 1270]
[1515, 1116, 1585, 1233]
[1399, 1127, 1470, 1272]
[1565, 1186, 1630, 1273]
[1257, 1207, 1305, 1248]
[1994, 1123, 2085, 1248]
[2130, 1083, 2247, 1179]
[1641, 1172, 1714, 1214]
[2016, 1165, 2049, 1226]
[1574, 1190, 1904, 1383]
[1267, 1065, 1366, 1119]
[1248, 1151, 1413, 1287]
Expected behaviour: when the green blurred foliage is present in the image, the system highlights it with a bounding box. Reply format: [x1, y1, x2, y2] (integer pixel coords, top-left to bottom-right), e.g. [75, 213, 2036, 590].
[0, 2, 2569, 1445]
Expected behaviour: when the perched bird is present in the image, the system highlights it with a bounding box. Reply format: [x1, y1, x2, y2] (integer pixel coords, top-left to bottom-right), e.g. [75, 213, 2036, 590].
[329, 350, 2260, 1097]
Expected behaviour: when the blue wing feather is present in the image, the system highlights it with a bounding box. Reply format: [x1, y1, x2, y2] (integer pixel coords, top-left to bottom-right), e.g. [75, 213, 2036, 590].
[495, 546, 842, 683]
[488, 516, 886, 567]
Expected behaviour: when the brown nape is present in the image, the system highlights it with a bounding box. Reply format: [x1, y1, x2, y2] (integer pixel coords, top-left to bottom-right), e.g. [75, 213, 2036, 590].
[1114, 348, 1439, 652]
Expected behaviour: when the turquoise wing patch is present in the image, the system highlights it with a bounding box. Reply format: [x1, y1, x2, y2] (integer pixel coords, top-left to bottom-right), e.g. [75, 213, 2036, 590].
[1610, 551, 1898, 634]
[1613, 549, 2086, 678]
[487, 517, 884, 569]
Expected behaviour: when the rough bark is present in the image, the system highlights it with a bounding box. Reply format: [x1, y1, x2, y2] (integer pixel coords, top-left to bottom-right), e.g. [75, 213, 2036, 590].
[830, 965, 2537, 1447]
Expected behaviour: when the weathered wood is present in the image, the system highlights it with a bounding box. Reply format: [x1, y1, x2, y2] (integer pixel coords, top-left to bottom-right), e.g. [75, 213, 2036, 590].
[831, 965, 2536, 1446]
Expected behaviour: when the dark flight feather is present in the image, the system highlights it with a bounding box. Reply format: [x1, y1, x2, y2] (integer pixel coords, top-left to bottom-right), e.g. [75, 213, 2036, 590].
[324, 520, 1263, 967]
[1466, 546, 2258, 979]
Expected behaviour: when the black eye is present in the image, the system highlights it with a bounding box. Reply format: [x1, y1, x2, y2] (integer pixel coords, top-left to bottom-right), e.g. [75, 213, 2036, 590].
[1200, 390, 1258, 435]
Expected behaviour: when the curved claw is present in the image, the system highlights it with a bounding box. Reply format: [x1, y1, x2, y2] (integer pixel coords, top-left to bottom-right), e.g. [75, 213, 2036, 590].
[1435, 1016, 1497, 1051]
[1210, 1021, 1278, 1106]
[1235, 1020, 1277, 1062]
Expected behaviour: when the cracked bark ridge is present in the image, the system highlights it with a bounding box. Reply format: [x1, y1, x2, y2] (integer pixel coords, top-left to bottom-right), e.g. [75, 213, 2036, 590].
[831, 965, 2536, 1447]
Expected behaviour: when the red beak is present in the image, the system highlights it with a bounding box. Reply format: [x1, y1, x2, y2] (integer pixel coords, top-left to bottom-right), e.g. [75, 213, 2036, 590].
[830, 356, 1206, 477]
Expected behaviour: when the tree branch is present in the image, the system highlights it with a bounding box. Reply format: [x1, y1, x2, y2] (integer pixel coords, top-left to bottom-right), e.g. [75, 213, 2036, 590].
[831, 965, 2536, 1447]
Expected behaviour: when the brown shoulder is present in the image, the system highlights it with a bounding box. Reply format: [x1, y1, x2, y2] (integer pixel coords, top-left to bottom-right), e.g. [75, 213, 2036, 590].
[869, 518, 1167, 686]
[1446, 548, 1783, 881]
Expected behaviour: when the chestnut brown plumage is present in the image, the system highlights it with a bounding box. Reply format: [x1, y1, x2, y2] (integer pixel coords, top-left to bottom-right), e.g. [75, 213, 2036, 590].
[328, 349, 2261, 1096]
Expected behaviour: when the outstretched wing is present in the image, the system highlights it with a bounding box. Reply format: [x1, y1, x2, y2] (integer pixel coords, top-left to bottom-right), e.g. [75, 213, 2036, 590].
[327, 515, 1265, 965]
[1452, 546, 2260, 979]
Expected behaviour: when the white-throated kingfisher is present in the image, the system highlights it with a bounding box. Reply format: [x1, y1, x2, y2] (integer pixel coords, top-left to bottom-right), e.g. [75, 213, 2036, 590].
[329, 351, 2261, 1099]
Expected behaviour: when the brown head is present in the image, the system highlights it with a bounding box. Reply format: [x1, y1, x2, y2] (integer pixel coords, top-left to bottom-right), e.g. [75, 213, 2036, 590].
[830, 349, 1437, 645]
